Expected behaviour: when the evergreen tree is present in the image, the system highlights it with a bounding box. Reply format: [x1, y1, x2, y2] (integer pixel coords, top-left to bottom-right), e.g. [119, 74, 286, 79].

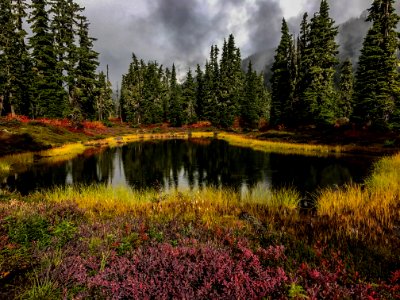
[28, 0, 66, 118]
[202, 47, 219, 125]
[142, 61, 163, 124]
[0, 0, 13, 116]
[0, 0, 31, 116]
[195, 64, 205, 120]
[294, 13, 310, 122]
[182, 68, 197, 124]
[50, 0, 82, 109]
[161, 66, 171, 122]
[301, 0, 339, 125]
[96, 70, 114, 121]
[168, 64, 184, 127]
[218, 34, 243, 128]
[241, 61, 259, 129]
[270, 18, 294, 126]
[353, 0, 400, 129]
[11, 0, 32, 117]
[75, 15, 99, 119]
[338, 59, 354, 119]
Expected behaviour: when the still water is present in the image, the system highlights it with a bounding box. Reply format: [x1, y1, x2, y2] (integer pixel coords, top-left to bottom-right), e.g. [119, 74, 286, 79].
[1, 139, 375, 197]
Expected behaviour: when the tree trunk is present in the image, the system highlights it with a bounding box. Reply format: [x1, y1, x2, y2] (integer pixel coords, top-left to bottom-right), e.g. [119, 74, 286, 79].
[0, 96, 4, 117]
[11, 104, 15, 117]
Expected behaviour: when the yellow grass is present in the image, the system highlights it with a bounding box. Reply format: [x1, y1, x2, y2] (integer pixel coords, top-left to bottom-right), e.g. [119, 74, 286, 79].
[318, 152, 400, 239]
[35, 185, 300, 222]
[218, 133, 342, 156]
[0, 161, 11, 175]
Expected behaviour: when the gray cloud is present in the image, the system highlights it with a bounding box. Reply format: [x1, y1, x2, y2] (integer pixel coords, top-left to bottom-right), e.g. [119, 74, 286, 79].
[76, 0, 389, 86]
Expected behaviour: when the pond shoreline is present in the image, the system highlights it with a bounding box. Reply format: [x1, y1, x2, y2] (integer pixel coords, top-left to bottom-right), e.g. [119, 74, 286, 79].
[1, 119, 400, 298]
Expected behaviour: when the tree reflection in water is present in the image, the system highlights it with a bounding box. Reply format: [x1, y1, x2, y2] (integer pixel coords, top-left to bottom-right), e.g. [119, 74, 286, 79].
[1, 139, 374, 196]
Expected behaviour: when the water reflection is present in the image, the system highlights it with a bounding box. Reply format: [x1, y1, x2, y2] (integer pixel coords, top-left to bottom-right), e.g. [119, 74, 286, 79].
[1, 139, 374, 196]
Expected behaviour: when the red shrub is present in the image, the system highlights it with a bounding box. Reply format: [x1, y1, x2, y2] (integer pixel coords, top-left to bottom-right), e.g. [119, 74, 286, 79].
[5, 114, 30, 123]
[60, 244, 288, 299]
[82, 121, 106, 131]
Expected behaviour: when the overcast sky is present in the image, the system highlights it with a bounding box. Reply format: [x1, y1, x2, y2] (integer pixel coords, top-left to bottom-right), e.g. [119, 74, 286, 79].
[74, 0, 371, 86]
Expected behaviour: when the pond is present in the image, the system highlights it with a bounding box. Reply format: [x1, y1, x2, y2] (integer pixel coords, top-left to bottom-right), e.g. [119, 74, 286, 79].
[1, 139, 376, 199]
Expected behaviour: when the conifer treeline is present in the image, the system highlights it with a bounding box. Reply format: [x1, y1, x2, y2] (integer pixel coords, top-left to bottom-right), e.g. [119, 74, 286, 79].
[0, 0, 113, 120]
[270, 0, 400, 130]
[121, 0, 400, 130]
[120, 35, 270, 128]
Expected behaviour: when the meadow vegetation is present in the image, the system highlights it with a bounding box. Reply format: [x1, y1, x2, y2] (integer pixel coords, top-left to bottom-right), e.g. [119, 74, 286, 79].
[1, 118, 400, 298]
[1, 151, 400, 298]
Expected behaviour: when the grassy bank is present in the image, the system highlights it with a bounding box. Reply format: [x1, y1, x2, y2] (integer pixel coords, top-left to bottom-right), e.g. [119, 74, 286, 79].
[1, 158, 400, 298]
[1, 118, 400, 298]
[318, 152, 400, 241]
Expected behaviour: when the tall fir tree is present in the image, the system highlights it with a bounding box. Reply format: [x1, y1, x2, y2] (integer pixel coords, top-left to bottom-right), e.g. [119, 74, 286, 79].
[195, 64, 205, 121]
[182, 68, 197, 124]
[218, 34, 243, 128]
[96, 70, 114, 121]
[294, 13, 310, 122]
[50, 0, 82, 109]
[11, 0, 33, 116]
[338, 59, 354, 119]
[75, 15, 99, 120]
[202, 46, 219, 125]
[353, 0, 400, 129]
[168, 64, 184, 127]
[270, 18, 294, 126]
[28, 0, 67, 118]
[301, 0, 339, 125]
[0, 0, 31, 116]
[241, 61, 259, 129]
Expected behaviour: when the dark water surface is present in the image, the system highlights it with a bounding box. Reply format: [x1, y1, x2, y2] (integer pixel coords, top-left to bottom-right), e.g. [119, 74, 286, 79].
[1, 139, 376, 197]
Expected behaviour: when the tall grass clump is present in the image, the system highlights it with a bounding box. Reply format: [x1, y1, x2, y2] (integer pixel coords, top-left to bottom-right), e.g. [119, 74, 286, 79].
[0, 160, 11, 176]
[317, 153, 400, 240]
[36, 185, 300, 223]
[241, 183, 300, 211]
[218, 133, 342, 156]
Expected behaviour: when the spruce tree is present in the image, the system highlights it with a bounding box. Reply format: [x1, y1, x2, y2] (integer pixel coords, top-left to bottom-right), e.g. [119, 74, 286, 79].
[294, 13, 310, 122]
[202, 47, 219, 125]
[218, 34, 243, 128]
[182, 69, 197, 124]
[28, 0, 66, 118]
[0, 0, 31, 116]
[270, 18, 293, 126]
[168, 64, 183, 127]
[50, 0, 82, 109]
[142, 61, 163, 124]
[0, 0, 16, 116]
[195, 64, 205, 121]
[301, 0, 339, 125]
[96, 70, 114, 121]
[353, 0, 400, 129]
[11, 0, 32, 116]
[75, 15, 99, 120]
[338, 59, 354, 119]
[241, 61, 259, 129]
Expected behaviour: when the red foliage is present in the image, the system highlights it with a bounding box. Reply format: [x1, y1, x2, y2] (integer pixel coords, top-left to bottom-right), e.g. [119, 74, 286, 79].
[60, 244, 288, 299]
[82, 121, 106, 131]
[183, 121, 212, 129]
[35, 118, 71, 128]
[5, 114, 30, 123]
